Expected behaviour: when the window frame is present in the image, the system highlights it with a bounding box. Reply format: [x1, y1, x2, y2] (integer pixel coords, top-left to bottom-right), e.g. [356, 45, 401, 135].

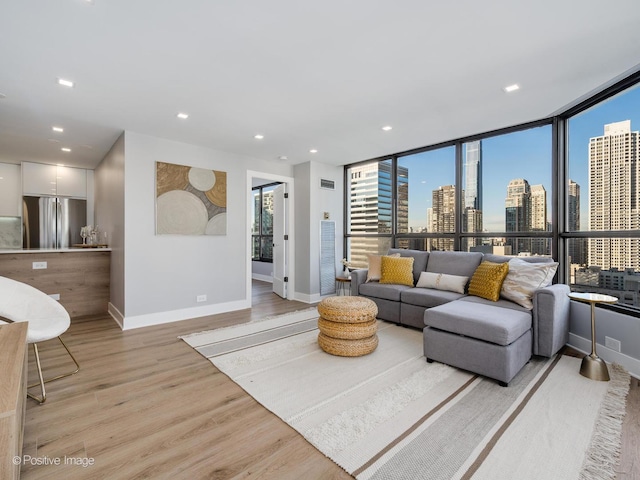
[343, 70, 640, 315]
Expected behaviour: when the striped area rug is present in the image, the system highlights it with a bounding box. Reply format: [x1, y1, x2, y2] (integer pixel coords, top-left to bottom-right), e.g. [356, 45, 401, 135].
[180, 309, 629, 480]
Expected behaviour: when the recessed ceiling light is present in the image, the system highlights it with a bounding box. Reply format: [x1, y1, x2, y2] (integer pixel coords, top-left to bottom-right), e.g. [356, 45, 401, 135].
[382, 126, 393, 131]
[47, 138, 60, 143]
[52, 126, 64, 133]
[254, 134, 264, 140]
[57, 78, 74, 88]
[310, 149, 318, 154]
[278, 156, 288, 161]
[503, 83, 520, 93]
[61, 147, 71, 152]
[176, 112, 189, 119]
[0, 93, 6, 100]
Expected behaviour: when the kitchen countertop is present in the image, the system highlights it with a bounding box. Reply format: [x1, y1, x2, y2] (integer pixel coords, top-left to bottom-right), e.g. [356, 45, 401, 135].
[0, 247, 112, 254]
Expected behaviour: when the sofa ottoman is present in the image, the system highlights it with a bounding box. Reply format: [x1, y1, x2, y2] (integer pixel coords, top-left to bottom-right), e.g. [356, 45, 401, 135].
[424, 299, 533, 386]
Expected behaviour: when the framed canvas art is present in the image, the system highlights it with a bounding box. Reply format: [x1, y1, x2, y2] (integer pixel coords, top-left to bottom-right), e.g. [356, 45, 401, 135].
[155, 161, 227, 235]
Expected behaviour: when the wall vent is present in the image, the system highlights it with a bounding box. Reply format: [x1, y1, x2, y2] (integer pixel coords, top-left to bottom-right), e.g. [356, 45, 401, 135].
[320, 178, 335, 190]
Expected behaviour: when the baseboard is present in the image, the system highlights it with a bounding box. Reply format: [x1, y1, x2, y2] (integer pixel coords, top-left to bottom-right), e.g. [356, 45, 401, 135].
[108, 302, 124, 329]
[121, 299, 251, 330]
[292, 292, 322, 304]
[252, 273, 273, 283]
[568, 333, 640, 379]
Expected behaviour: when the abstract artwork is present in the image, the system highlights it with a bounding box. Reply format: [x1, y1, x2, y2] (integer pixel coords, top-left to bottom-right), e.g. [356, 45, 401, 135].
[155, 161, 227, 235]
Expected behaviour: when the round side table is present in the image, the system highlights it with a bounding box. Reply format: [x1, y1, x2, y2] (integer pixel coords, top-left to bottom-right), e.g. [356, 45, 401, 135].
[568, 292, 618, 381]
[335, 275, 351, 296]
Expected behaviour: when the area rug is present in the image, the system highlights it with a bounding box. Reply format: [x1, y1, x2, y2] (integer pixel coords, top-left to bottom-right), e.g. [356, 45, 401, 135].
[180, 309, 630, 480]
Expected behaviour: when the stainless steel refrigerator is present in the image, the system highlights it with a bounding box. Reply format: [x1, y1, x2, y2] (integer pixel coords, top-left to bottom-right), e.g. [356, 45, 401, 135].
[22, 196, 87, 249]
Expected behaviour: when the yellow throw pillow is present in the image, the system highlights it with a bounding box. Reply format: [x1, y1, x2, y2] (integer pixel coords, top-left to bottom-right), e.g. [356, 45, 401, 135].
[366, 253, 400, 282]
[380, 256, 415, 287]
[468, 261, 509, 301]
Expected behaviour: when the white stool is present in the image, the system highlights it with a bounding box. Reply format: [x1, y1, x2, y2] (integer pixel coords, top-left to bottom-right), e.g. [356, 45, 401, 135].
[0, 276, 79, 404]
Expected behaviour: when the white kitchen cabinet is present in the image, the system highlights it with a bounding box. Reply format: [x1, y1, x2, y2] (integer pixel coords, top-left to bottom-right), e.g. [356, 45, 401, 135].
[0, 163, 22, 216]
[22, 162, 58, 196]
[56, 166, 87, 198]
[22, 162, 87, 198]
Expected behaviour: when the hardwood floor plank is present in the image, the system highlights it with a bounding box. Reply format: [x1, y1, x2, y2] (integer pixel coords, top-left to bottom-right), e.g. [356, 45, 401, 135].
[19, 281, 637, 479]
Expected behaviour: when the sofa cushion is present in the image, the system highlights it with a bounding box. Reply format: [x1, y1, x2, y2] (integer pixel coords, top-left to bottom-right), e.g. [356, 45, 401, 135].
[416, 272, 468, 294]
[388, 248, 429, 284]
[426, 251, 483, 279]
[500, 258, 558, 309]
[401, 287, 465, 308]
[366, 253, 400, 283]
[424, 300, 532, 346]
[458, 295, 531, 314]
[359, 282, 412, 302]
[468, 260, 509, 301]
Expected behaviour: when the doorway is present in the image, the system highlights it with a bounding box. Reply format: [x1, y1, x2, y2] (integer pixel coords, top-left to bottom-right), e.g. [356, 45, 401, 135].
[247, 171, 295, 305]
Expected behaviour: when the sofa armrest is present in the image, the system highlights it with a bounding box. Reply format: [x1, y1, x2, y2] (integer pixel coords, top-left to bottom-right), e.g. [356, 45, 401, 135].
[350, 269, 368, 296]
[532, 284, 570, 357]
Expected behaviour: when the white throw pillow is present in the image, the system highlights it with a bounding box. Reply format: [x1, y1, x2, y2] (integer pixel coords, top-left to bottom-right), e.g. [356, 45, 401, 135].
[366, 253, 400, 283]
[500, 258, 558, 309]
[416, 271, 468, 294]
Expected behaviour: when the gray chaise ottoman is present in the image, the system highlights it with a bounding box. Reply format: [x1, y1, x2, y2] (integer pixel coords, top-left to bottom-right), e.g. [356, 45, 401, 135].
[424, 298, 533, 386]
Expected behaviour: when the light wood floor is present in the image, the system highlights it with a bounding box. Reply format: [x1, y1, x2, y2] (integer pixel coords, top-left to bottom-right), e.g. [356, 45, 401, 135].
[21, 281, 639, 480]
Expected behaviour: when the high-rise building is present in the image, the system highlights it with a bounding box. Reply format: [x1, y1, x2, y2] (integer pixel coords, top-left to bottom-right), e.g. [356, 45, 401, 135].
[431, 185, 455, 251]
[463, 141, 483, 249]
[567, 180, 586, 265]
[505, 178, 531, 254]
[504, 179, 549, 255]
[464, 141, 482, 210]
[348, 162, 409, 266]
[588, 120, 640, 271]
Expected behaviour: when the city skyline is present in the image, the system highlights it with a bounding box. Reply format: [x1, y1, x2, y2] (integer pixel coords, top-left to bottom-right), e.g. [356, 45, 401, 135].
[404, 84, 640, 232]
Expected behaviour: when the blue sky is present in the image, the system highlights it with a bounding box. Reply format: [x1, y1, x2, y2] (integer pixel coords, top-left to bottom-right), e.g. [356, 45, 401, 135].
[404, 84, 640, 231]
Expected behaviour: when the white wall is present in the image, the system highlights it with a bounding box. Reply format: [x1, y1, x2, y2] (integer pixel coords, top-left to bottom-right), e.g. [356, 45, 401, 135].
[568, 302, 640, 378]
[252, 261, 272, 282]
[121, 132, 292, 329]
[94, 133, 125, 321]
[293, 161, 344, 303]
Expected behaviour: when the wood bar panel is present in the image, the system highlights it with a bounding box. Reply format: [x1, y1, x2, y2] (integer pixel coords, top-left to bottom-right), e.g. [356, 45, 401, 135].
[0, 252, 110, 318]
[0, 322, 28, 480]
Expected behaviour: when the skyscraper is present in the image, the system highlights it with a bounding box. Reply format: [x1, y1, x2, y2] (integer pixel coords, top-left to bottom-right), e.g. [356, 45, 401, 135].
[567, 180, 586, 265]
[348, 162, 409, 265]
[464, 141, 482, 210]
[431, 185, 455, 251]
[463, 141, 483, 249]
[588, 120, 640, 271]
[505, 179, 549, 255]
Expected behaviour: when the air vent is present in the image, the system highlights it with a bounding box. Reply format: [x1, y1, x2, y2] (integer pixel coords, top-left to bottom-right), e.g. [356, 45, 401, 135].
[320, 178, 335, 190]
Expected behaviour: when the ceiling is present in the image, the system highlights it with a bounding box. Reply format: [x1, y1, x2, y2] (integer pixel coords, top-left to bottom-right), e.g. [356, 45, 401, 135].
[1, 1, 640, 170]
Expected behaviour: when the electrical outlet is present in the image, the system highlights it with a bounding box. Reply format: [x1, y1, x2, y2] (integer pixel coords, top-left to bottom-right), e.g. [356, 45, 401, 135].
[604, 336, 621, 352]
[196, 295, 207, 303]
[32, 261, 47, 269]
[48, 293, 60, 301]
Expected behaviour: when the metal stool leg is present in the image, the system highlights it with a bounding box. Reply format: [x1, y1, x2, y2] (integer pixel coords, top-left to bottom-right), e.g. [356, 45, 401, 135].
[27, 336, 80, 404]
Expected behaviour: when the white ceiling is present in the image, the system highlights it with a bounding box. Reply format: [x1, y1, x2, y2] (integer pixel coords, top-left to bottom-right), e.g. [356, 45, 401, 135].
[1, 0, 640, 170]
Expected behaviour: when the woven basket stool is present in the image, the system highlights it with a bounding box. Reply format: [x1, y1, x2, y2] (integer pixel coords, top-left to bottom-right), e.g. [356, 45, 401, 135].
[316, 296, 378, 357]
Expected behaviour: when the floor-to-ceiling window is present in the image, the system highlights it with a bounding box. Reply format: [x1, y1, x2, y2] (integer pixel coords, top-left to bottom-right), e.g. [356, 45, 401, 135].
[344, 71, 640, 313]
[461, 125, 552, 256]
[396, 146, 456, 251]
[564, 82, 640, 309]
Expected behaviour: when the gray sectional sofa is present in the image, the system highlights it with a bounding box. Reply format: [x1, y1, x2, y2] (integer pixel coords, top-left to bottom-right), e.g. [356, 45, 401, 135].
[350, 249, 570, 386]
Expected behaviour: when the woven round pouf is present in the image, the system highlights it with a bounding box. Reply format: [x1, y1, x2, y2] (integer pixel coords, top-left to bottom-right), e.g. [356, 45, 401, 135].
[318, 332, 379, 357]
[316, 296, 378, 357]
